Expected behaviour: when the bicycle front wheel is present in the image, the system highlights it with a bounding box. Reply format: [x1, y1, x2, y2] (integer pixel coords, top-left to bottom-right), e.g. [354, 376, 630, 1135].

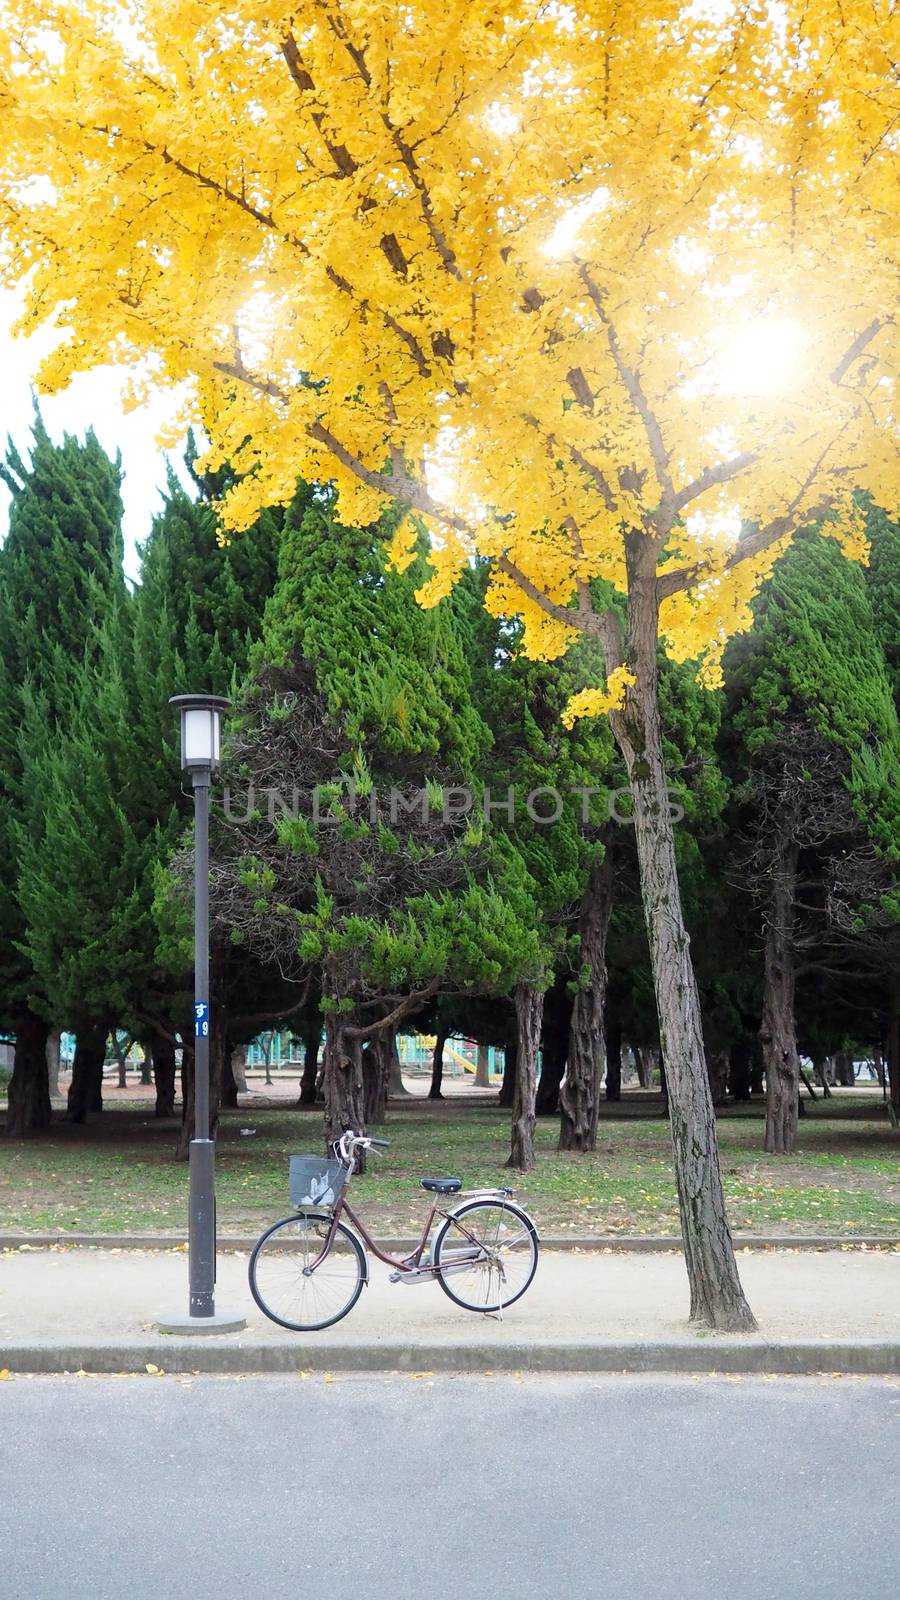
[433, 1198, 538, 1313]
[249, 1212, 367, 1331]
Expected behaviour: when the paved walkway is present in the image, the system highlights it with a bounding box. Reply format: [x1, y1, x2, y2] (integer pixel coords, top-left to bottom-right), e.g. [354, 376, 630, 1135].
[2, 1243, 898, 1373]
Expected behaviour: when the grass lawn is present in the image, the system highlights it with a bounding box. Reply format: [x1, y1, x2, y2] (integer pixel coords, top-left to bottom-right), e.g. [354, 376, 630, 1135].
[1, 1092, 898, 1237]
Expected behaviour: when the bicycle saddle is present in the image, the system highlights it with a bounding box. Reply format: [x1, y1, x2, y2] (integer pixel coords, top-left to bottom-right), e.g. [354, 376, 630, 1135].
[420, 1177, 462, 1194]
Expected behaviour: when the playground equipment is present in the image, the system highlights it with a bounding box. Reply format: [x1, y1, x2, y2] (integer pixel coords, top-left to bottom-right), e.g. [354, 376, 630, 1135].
[397, 1034, 503, 1083]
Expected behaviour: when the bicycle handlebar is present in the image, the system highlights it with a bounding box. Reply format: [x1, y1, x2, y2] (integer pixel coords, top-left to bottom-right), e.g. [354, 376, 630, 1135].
[335, 1130, 391, 1163]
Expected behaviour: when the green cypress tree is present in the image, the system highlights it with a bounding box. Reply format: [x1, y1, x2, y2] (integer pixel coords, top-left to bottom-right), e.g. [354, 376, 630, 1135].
[120, 447, 282, 1132]
[865, 503, 900, 706]
[459, 559, 733, 1151]
[453, 562, 615, 1155]
[0, 413, 125, 1133]
[851, 504, 900, 1119]
[722, 528, 900, 1152]
[205, 495, 541, 1150]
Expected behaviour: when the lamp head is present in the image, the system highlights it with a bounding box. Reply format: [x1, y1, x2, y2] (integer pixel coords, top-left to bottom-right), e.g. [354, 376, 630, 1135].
[169, 693, 231, 771]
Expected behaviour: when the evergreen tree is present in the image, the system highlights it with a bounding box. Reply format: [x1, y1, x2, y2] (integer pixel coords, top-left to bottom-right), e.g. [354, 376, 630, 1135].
[455, 563, 616, 1153]
[125, 445, 282, 1136]
[462, 561, 732, 1152]
[0, 413, 124, 1133]
[203, 496, 542, 1152]
[866, 503, 900, 707]
[722, 529, 900, 1152]
[13, 601, 157, 1114]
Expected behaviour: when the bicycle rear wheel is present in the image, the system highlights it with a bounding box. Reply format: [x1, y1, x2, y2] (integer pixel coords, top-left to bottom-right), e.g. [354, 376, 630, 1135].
[433, 1198, 538, 1313]
[249, 1212, 367, 1331]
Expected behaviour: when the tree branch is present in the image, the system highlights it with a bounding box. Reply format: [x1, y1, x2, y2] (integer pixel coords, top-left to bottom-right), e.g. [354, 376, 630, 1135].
[315, 4, 462, 281]
[229, 975, 312, 1036]
[281, 33, 359, 178]
[496, 554, 602, 638]
[657, 495, 838, 600]
[576, 261, 675, 516]
[343, 981, 439, 1039]
[673, 450, 759, 512]
[521, 412, 617, 512]
[830, 318, 886, 385]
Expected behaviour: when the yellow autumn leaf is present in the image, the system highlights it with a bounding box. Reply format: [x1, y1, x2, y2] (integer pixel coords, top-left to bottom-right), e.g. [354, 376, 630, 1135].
[0, 0, 892, 716]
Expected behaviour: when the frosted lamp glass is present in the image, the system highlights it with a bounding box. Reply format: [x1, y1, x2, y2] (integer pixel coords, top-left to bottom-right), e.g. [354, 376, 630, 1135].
[184, 707, 215, 764]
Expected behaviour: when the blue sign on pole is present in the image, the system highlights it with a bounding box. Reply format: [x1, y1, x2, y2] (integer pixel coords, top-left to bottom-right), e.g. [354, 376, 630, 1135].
[194, 1002, 209, 1038]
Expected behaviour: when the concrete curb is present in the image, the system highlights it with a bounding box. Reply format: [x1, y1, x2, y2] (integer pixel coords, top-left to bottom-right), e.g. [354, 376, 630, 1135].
[2, 1232, 898, 1254]
[2, 1337, 898, 1376]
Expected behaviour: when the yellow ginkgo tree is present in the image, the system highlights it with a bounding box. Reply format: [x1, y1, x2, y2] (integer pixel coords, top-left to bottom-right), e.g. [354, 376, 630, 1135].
[2, 0, 898, 1329]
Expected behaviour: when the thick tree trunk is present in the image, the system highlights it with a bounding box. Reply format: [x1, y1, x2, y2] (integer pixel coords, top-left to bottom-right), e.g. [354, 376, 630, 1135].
[749, 1040, 765, 1096]
[67, 1024, 106, 1123]
[363, 1031, 389, 1126]
[559, 855, 613, 1151]
[536, 987, 571, 1116]
[262, 1034, 274, 1087]
[760, 839, 800, 1155]
[323, 1012, 367, 1150]
[727, 1041, 752, 1102]
[428, 1029, 447, 1100]
[5, 1009, 51, 1137]
[231, 1045, 249, 1095]
[498, 1038, 517, 1108]
[605, 1021, 622, 1102]
[298, 1024, 320, 1106]
[474, 1042, 491, 1088]
[151, 1037, 177, 1119]
[612, 560, 755, 1331]
[812, 1055, 833, 1097]
[46, 1029, 61, 1100]
[833, 1049, 855, 1087]
[111, 1035, 129, 1089]
[634, 1045, 654, 1090]
[387, 1031, 407, 1097]
[506, 983, 544, 1172]
[220, 1039, 240, 1109]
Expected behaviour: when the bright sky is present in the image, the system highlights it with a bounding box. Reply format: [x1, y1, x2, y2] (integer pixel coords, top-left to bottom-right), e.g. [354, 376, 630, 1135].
[0, 287, 193, 582]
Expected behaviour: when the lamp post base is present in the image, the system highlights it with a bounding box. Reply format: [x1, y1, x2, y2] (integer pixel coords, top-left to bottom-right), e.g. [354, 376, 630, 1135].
[155, 1310, 247, 1336]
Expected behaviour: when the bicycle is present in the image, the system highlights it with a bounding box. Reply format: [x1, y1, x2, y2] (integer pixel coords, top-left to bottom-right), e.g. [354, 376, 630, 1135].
[248, 1130, 540, 1331]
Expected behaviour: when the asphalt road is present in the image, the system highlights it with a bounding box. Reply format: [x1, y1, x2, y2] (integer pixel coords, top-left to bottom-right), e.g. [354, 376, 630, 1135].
[2, 1374, 898, 1600]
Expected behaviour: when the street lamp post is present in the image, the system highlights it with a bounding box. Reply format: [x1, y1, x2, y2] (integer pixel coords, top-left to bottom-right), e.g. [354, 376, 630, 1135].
[156, 693, 245, 1336]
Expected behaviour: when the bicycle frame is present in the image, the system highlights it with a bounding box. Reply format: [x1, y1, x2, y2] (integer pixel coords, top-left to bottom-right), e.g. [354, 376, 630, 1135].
[306, 1189, 494, 1279]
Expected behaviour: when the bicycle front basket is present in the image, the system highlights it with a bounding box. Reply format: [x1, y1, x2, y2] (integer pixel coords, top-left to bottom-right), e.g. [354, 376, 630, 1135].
[289, 1155, 349, 1210]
